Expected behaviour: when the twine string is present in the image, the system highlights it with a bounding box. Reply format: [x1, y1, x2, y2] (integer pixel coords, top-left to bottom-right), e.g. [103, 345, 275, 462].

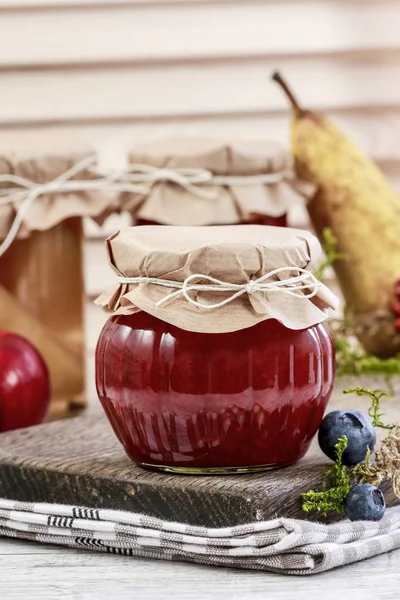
[0, 155, 290, 258]
[89, 163, 290, 200]
[0, 156, 146, 258]
[116, 267, 321, 310]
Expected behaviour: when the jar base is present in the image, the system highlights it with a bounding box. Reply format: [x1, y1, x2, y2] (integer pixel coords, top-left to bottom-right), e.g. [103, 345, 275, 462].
[137, 461, 295, 475]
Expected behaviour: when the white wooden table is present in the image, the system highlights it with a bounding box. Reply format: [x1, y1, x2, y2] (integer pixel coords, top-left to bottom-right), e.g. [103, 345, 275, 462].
[0, 537, 398, 600]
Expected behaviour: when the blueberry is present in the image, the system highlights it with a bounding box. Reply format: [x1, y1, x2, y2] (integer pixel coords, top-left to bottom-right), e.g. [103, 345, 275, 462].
[345, 484, 386, 522]
[318, 410, 376, 465]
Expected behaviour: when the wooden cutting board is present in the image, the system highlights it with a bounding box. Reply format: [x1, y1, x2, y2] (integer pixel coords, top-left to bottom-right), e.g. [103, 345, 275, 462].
[0, 387, 398, 527]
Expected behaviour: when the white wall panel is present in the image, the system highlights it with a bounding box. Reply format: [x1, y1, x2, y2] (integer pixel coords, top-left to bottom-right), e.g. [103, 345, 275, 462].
[0, 2, 398, 67]
[0, 0, 398, 301]
[1, 58, 400, 126]
[2, 107, 400, 167]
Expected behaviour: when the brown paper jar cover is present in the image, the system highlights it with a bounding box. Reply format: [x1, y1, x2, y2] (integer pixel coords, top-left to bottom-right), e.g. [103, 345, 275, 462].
[0, 151, 120, 420]
[0, 152, 120, 238]
[97, 225, 338, 333]
[122, 138, 314, 226]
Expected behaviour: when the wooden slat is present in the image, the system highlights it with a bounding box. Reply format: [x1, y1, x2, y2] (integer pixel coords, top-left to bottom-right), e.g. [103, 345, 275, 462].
[0, 0, 213, 6]
[84, 111, 400, 165]
[0, 0, 389, 9]
[0, 2, 400, 67]
[1, 108, 400, 164]
[0, 0, 280, 8]
[1, 57, 400, 126]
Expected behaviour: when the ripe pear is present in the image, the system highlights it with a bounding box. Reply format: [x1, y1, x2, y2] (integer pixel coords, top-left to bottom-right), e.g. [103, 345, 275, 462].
[272, 72, 400, 358]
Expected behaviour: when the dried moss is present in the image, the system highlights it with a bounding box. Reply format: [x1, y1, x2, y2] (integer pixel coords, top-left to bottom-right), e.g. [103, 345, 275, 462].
[355, 426, 400, 499]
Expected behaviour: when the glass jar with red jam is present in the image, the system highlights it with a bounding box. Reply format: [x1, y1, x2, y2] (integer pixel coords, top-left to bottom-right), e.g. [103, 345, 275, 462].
[96, 225, 338, 474]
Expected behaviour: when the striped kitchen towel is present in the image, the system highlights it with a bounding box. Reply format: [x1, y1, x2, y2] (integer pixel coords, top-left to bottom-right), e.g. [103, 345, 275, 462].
[1, 497, 400, 575]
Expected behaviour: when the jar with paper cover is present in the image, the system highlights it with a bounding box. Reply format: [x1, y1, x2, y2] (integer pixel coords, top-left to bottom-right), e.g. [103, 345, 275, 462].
[95, 225, 337, 474]
[0, 150, 120, 419]
[120, 138, 312, 227]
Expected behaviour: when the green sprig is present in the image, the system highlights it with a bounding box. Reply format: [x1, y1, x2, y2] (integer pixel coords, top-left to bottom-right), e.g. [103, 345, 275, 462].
[344, 387, 394, 430]
[302, 435, 352, 515]
[313, 227, 346, 281]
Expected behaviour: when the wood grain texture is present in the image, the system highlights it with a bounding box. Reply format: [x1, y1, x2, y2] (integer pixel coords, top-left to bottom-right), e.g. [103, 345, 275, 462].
[2, 109, 400, 162]
[2, 57, 400, 127]
[1, 2, 400, 68]
[0, 537, 399, 600]
[0, 0, 399, 166]
[0, 389, 398, 528]
[0, 0, 295, 8]
[0, 539, 398, 600]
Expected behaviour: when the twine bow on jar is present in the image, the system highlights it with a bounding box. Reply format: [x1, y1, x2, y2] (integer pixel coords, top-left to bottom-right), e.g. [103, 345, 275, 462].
[0, 155, 291, 258]
[116, 267, 338, 311]
[91, 162, 290, 201]
[0, 155, 148, 258]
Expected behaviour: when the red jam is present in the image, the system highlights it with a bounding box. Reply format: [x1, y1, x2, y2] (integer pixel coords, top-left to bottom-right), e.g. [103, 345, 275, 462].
[136, 214, 288, 227]
[96, 312, 335, 473]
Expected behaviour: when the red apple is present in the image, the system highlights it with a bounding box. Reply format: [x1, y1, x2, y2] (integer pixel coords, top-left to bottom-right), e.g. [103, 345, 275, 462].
[0, 331, 50, 432]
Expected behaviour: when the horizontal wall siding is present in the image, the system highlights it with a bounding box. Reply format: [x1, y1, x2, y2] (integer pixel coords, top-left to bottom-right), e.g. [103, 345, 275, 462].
[0, 0, 398, 308]
[2, 58, 400, 125]
[1, 109, 399, 166]
[0, 1, 398, 128]
[0, 0, 277, 7]
[0, 2, 399, 67]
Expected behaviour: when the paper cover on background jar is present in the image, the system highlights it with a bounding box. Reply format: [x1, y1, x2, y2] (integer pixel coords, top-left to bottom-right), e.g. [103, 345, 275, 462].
[122, 138, 315, 225]
[0, 144, 121, 420]
[0, 153, 120, 239]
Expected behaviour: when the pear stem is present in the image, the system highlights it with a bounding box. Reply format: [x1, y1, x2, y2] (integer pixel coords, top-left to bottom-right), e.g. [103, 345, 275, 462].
[271, 72, 303, 115]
